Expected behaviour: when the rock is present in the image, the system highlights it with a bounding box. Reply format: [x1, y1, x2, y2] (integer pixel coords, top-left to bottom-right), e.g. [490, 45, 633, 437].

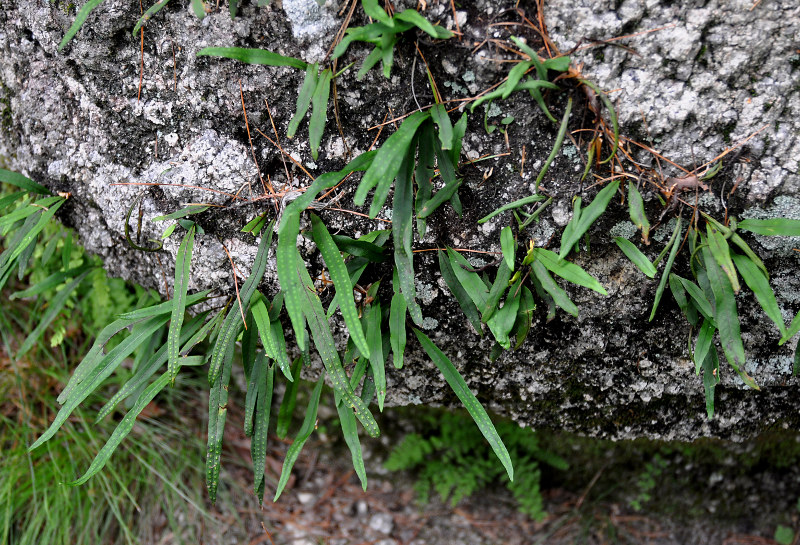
[1, 0, 798, 441]
[369, 513, 394, 534]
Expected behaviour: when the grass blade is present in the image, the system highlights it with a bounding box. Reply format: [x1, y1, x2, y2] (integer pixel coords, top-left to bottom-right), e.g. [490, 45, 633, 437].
[208, 223, 274, 385]
[354, 111, 429, 213]
[500, 226, 515, 271]
[706, 223, 740, 293]
[274, 373, 326, 501]
[627, 182, 650, 243]
[10, 264, 95, 299]
[58, 0, 106, 50]
[648, 216, 682, 321]
[531, 260, 578, 317]
[116, 290, 209, 321]
[479, 195, 545, 224]
[168, 224, 195, 383]
[16, 270, 92, 358]
[731, 253, 786, 336]
[309, 68, 332, 160]
[196, 47, 308, 69]
[559, 180, 619, 259]
[737, 218, 800, 236]
[535, 98, 572, 190]
[310, 214, 369, 356]
[0, 168, 51, 194]
[532, 248, 608, 294]
[614, 237, 656, 278]
[288, 64, 319, 138]
[393, 150, 423, 325]
[252, 360, 274, 504]
[701, 243, 758, 389]
[438, 249, 482, 333]
[413, 329, 513, 481]
[133, 0, 171, 35]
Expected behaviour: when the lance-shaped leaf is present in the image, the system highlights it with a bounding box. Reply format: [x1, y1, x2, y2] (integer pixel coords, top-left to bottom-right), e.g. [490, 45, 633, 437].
[677, 276, 715, 323]
[29, 314, 169, 451]
[168, 224, 195, 383]
[649, 216, 682, 321]
[702, 347, 720, 419]
[500, 227, 516, 271]
[354, 110, 430, 214]
[288, 64, 319, 138]
[737, 218, 800, 236]
[277, 357, 303, 439]
[274, 373, 326, 501]
[438, 249, 482, 334]
[706, 223, 740, 293]
[535, 98, 573, 189]
[252, 297, 293, 381]
[532, 248, 607, 295]
[413, 329, 514, 481]
[615, 237, 656, 278]
[133, 0, 171, 35]
[447, 248, 490, 309]
[330, 235, 386, 262]
[364, 297, 386, 410]
[487, 285, 521, 350]
[732, 253, 786, 337]
[694, 319, 715, 375]
[531, 260, 578, 317]
[309, 68, 332, 160]
[668, 273, 697, 326]
[430, 104, 454, 150]
[362, 0, 393, 25]
[478, 195, 545, 225]
[208, 223, 274, 385]
[67, 355, 204, 486]
[559, 180, 619, 259]
[0, 168, 51, 194]
[310, 214, 369, 356]
[627, 182, 650, 243]
[781, 311, 800, 346]
[481, 263, 512, 323]
[701, 243, 758, 389]
[336, 397, 367, 490]
[244, 351, 266, 436]
[252, 359, 274, 504]
[206, 353, 232, 503]
[394, 8, 453, 38]
[393, 150, 423, 325]
[513, 286, 536, 349]
[58, 0, 106, 49]
[196, 47, 308, 69]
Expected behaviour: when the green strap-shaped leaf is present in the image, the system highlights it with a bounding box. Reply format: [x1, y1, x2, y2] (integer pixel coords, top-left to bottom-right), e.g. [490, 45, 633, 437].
[252, 298, 293, 381]
[532, 248, 608, 295]
[702, 346, 720, 419]
[701, 242, 758, 389]
[780, 311, 800, 346]
[206, 344, 233, 503]
[451, 112, 467, 166]
[16, 270, 92, 358]
[627, 182, 650, 243]
[614, 237, 656, 278]
[677, 276, 715, 323]
[327, 261, 369, 319]
[560, 180, 619, 259]
[244, 351, 266, 437]
[706, 223, 740, 293]
[364, 298, 386, 410]
[274, 373, 326, 501]
[531, 260, 578, 317]
[294, 253, 380, 436]
[229, 0, 238, 18]
[277, 357, 303, 439]
[208, 223, 274, 385]
[0, 196, 62, 230]
[354, 110, 430, 213]
[191, 0, 206, 18]
[362, 0, 393, 26]
[668, 273, 698, 326]
[438, 249, 482, 333]
[446, 247, 490, 309]
[513, 286, 536, 349]
[417, 178, 463, 219]
[430, 104, 454, 150]
[309, 68, 332, 161]
[703, 214, 769, 278]
[310, 214, 369, 356]
[196, 47, 308, 69]
[649, 216, 682, 321]
[288, 64, 319, 138]
[168, 224, 196, 383]
[481, 263, 512, 323]
[413, 329, 514, 481]
[10, 264, 95, 299]
[96, 312, 210, 421]
[737, 218, 800, 236]
[500, 227, 516, 271]
[252, 360, 274, 504]
[0, 168, 51, 194]
[67, 354, 204, 486]
[389, 289, 407, 369]
[58, 0, 106, 49]
[330, 235, 386, 262]
[0, 198, 65, 278]
[558, 197, 582, 257]
[731, 253, 786, 337]
[478, 195, 545, 225]
[393, 150, 423, 325]
[152, 205, 209, 222]
[694, 319, 715, 375]
[29, 314, 169, 451]
[487, 284, 521, 350]
[116, 290, 210, 321]
[535, 98, 572, 189]
[336, 397, 368, 490]
[393, 8, 453, 38]
[133, 0, 170, 35]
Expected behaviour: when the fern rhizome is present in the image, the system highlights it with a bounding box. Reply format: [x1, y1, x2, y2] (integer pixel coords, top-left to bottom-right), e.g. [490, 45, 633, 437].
[4, 0, 799, 510]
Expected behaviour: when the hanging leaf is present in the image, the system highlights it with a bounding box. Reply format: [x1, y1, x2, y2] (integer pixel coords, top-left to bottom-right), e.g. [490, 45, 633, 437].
[413, 329, 513, 481]
[531, 260, 578, 317]
[614, 237, 656, 278]
[649, 217, 683, 321]
[393, 150, 423, 325]
[732, 253, 786, 337]
[694, 319, 716, 375]
[487, 285, 521, 350]
[390, 269, 407, 369]
[277, 357, 303, 439]
[737, 218, 800, 236]
[669, 273, 698, 326]
[252, 359, 274, 504]
[364, 297, 386, 411]
[336, 399, 368, 491]
[706, 223, 740, 293]
[481, 263, 512, 323]
[500, 226, 516, 271]
[168, 224, 196, 383]
[438, 249, 482, 333]
[702, 347, 720, 419]
[559, 180, 619, 259]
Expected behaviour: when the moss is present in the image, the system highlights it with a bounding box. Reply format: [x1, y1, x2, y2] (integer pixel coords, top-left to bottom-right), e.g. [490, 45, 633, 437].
[0, 82, 12, 132]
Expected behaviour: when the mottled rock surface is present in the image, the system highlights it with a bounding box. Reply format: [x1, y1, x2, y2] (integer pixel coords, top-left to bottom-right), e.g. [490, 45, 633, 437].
[1, 0, 798, 440]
